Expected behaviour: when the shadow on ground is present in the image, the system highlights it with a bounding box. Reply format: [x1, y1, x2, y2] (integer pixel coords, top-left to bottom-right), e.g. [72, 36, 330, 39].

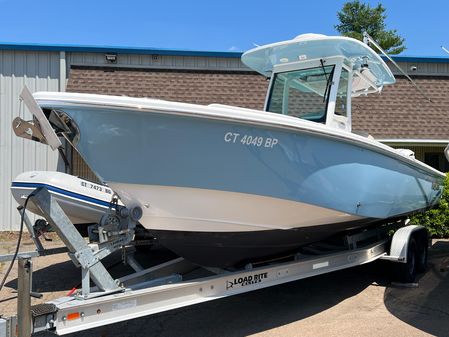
[5, 248, 178, 293]
[384, 240, 449, 337]
[11, 242, 449, 337]
[34, 259, 390, 337]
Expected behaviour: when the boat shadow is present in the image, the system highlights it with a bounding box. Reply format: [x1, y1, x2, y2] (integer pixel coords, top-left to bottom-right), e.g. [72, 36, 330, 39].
[12, 243, 449, 337]
[383, 240, 449, 337]
[4, 247, 178, 293]
[33, 259, 391, 337]
[4, 257, 81, 294]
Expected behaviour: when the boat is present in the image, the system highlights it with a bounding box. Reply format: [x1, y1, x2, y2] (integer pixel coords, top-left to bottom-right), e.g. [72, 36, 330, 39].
[11, 171, 123, 226]
[12, 33, 445, 267]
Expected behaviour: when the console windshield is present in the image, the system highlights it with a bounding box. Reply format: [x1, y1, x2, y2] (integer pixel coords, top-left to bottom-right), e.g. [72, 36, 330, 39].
[267, 65, 335, 123]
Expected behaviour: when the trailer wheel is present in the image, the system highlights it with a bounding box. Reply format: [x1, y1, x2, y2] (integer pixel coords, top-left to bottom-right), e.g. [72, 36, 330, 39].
[395, 238, 417, 283]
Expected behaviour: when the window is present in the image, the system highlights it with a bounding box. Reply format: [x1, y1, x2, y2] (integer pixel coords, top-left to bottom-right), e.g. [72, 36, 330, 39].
[335, 68, 349, 117]
[267, 65, 335, 123]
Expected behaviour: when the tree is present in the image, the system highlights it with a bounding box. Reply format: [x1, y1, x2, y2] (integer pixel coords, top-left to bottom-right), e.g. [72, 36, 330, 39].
[335, 1, 406, 55]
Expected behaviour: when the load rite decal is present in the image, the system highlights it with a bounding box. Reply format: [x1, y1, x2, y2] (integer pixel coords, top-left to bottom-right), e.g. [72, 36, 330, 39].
[226, 272, 268, 290]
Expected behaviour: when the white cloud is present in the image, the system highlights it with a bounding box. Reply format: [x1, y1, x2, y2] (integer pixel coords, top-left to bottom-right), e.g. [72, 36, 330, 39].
[228, 46, 239, 51]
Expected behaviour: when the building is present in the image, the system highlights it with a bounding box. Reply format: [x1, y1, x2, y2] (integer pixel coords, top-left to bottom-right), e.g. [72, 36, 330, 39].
[1, 42, 449, 230]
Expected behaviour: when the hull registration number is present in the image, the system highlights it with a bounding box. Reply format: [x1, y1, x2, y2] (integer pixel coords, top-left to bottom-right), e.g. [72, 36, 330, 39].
[224, 132, 278, 148]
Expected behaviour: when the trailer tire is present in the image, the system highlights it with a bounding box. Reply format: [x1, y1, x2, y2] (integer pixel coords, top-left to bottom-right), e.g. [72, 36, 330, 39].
[395, 237, 417, 283]
[415, 233, 428, 273]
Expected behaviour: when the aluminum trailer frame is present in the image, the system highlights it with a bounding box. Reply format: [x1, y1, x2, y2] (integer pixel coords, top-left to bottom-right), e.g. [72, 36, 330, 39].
[43, 240, 388, 335]
[0, 187, 427, 336]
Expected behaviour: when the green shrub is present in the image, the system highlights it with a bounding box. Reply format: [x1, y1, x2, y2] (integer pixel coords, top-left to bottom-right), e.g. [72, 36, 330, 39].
[409, 173, 449, 237]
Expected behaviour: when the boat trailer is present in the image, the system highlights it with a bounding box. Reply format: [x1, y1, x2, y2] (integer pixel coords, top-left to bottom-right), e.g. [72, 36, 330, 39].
[0, 187, 428, 336]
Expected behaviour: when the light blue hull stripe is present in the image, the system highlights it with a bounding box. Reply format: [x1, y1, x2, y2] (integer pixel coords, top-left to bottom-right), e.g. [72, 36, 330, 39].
[43, 105, 444, 220]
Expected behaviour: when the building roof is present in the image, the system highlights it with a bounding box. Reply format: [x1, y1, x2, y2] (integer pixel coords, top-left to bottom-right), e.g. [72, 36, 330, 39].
[67, 67, 449, 141]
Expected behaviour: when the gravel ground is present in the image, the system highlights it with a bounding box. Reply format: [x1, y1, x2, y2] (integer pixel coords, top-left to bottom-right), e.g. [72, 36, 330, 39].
[1, 234, 448, 337]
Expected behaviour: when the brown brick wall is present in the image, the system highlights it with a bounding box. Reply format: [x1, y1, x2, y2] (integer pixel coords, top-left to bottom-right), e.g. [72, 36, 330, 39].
[67, 66, 269, 110]
[352, 76, 449, 139]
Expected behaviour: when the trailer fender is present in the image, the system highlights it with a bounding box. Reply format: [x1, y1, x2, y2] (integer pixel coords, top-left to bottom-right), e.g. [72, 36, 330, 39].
[382, 225, 427, 263]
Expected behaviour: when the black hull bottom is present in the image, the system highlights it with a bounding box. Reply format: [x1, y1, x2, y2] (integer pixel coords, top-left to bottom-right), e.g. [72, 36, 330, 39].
[149, 218, 384, 267]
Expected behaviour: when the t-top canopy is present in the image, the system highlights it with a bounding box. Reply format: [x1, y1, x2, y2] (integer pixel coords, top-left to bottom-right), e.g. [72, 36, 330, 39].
[242, 33, 395, 87]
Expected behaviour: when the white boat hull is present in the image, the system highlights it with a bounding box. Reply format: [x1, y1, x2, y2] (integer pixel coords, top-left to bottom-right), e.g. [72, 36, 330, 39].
[110, 183, 363, 232]
[109, 183, 381, 267]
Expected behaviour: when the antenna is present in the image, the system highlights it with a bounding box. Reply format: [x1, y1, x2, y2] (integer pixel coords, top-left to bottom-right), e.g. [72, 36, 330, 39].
[441, 46, 449, 55]
[363, 31, 432, 103]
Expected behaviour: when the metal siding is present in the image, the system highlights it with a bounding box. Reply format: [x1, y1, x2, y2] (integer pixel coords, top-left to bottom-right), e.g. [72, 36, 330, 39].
[63, 52, 449, 74]
[67, 52, 251, 71]
[207, 57, 217, 68]
[128, 54, 140, 66]
[83, 53, 95, 65]
[161, 55, 173, 67]
[0, 50, 59, 230]
[388, 61, 449, 77]
[196, 57, 206, 68]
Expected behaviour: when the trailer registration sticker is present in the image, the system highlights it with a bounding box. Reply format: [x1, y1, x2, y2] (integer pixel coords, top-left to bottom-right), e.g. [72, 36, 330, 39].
[312, 261, 329, 270]
[224, 132, 278, 148]
[112, 299, 137, 311]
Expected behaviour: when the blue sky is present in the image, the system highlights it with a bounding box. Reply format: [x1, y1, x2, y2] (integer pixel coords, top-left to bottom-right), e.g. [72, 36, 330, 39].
[0, 0, 447, 56]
